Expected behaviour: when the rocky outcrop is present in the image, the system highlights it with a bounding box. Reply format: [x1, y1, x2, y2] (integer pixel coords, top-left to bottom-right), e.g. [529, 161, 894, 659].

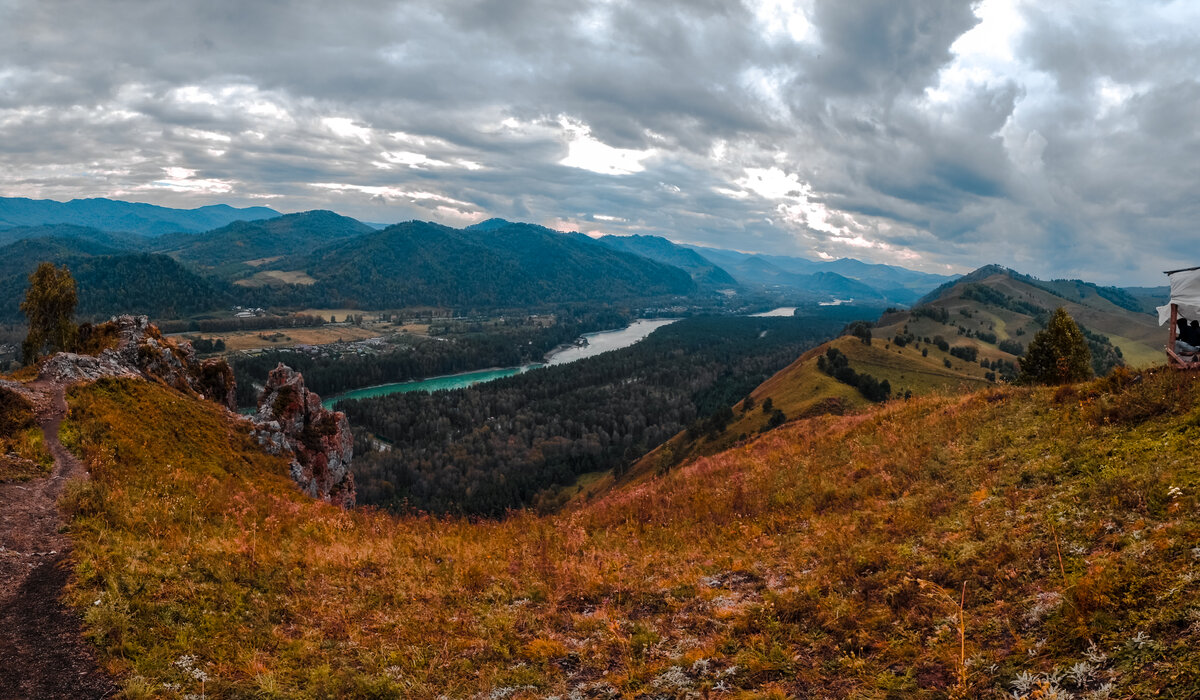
[37, 315, 237, 410]
[250, 364, 355, 507]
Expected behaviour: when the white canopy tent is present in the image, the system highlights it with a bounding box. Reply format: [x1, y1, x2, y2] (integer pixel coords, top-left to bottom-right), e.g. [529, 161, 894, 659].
[1158, 266, 1200, 367]
[1157, 266, 1200, 326]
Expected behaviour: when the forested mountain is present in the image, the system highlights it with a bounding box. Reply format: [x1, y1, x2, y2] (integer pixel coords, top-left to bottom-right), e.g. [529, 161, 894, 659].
[152, 210, 374, 270]
[291, 220, 697, 308]
[596, 233, 738, 287]
[0, 236, 229, 321]
[0, 196, 278, 235]
[0, 223, 143, 250]
[344, 314, 844, 515]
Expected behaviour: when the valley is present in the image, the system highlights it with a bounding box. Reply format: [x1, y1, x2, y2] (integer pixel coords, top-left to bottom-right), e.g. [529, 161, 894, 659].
[0, 196, 1186, 699]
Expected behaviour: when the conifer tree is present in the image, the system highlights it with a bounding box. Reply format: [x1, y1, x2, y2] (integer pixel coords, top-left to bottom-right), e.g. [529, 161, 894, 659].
[20, 262, 78, 364]
[1017, 307, 1092, 385]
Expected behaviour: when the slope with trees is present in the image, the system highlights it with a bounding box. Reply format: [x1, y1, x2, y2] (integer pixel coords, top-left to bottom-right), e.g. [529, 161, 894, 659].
[0, 239, 231, 322]
[343, 314, 843, 515]
[152, 210, 375, 275]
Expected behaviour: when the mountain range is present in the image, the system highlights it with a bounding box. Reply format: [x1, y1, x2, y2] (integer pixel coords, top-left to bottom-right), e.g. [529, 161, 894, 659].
[0, 196, 278, 236]
[2, 197, 1165, 325]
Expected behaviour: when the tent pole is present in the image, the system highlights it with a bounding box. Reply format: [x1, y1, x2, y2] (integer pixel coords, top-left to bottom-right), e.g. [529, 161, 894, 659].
[1171, 303, 1180, 367]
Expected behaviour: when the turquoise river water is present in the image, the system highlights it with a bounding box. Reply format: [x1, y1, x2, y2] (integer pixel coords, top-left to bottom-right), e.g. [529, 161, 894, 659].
[321, 318, 678, 407]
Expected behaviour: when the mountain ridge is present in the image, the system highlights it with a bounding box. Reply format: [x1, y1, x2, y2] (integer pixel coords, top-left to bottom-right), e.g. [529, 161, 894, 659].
[0, 196, 280, 236]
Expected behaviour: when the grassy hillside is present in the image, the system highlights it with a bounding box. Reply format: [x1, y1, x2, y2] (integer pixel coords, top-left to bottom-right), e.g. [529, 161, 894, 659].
[624, 333, 996, 482]
[60, 367, 1200, 698]
[0, 384, 52, 481]
[902, 265, 1163, 369]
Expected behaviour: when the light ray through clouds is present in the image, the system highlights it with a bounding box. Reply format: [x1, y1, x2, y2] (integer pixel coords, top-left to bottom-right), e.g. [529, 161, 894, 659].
[0, 0, 1197, 283]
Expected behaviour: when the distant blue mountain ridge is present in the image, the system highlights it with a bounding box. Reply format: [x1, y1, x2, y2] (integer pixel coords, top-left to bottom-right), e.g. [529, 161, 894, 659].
[0, 196, 279, 236]
[0, 204, 958, 312]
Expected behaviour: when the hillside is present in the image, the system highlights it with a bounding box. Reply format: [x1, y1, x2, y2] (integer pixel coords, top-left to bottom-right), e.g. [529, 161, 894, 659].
[0, 224, 143, 250]
[0, 238, 230, 321]
[294, 220, 697, 308]
[626, 331, 996, 481]
[0, 196, 279, 236]
[617, 264, 1162, 488]
[896, 264, 1163, 369]
[596, 234, 739, 287]
[152, 210, 374, 278]
[32, 358, 1200, 697]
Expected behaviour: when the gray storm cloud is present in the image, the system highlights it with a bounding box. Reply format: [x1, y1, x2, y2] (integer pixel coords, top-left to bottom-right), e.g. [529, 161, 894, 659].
[1, 0, 1197, 284]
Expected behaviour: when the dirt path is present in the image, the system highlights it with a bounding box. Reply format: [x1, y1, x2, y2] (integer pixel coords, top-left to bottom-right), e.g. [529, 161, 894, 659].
[0, 381, 114, 699]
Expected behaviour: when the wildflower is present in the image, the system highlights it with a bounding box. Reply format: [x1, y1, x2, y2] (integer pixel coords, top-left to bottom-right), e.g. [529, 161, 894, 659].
[1168, 486, 1183, 498]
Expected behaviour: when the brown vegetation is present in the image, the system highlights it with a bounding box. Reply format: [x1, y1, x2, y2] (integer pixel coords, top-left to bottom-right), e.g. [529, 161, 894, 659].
[56, 365, 1200, 697]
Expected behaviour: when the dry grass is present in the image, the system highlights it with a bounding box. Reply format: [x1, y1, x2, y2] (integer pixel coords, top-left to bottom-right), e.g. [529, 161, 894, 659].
[0, 385, 51, 481]
[61, 368, 1200, 698]
[628, 334, 994, 482]
[233, 270, 318, 287]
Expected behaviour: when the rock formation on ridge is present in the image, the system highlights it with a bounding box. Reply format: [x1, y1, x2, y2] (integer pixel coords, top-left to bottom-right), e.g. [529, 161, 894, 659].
[37, 315, 238, 410]
[250, 364, 355, 507]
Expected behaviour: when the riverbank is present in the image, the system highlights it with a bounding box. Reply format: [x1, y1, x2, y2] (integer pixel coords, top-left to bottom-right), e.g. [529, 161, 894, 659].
[321, 318, 680, 407]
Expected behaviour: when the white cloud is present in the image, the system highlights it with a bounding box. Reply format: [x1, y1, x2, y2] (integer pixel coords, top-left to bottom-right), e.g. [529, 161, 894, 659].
[143, 166, 234, 194]
[558, 117, 655, 175]
[322, 117, 372, 144]
[750, 0, 813, 43]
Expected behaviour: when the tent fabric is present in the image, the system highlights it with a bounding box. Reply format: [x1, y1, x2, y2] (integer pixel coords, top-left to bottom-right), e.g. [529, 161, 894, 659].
[1157, 267, 1200, 325]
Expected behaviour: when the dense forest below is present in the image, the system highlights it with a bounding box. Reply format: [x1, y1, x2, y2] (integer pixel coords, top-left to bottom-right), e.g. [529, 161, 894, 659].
[228, 309, 629, 406]
[343, 314, 847, 515]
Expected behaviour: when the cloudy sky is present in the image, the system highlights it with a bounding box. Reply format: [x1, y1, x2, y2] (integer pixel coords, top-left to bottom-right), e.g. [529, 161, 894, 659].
[1, 0, 1197, 284]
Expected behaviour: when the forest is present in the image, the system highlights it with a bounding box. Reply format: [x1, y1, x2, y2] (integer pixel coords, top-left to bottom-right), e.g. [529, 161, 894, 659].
[342, 314, 846, 516]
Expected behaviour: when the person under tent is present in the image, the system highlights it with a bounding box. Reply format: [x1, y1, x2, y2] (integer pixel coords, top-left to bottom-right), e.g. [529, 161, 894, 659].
[1176, 318, 1200, 356]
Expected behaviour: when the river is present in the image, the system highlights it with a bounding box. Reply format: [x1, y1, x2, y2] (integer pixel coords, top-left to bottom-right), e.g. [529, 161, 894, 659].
[750, 307, 797, 317]
[322, 318, 678, 407]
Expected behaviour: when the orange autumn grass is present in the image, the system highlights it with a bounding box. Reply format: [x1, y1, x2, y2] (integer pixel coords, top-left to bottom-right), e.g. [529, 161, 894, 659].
[61, 367, 1200, 698]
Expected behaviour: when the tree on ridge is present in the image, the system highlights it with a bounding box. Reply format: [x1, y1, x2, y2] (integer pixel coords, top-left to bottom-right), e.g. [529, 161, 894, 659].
[21, 262, 78, 364]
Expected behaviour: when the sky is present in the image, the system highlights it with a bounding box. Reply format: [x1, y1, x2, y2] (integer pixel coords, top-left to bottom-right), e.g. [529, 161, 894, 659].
[1, 0, 1198, 285]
